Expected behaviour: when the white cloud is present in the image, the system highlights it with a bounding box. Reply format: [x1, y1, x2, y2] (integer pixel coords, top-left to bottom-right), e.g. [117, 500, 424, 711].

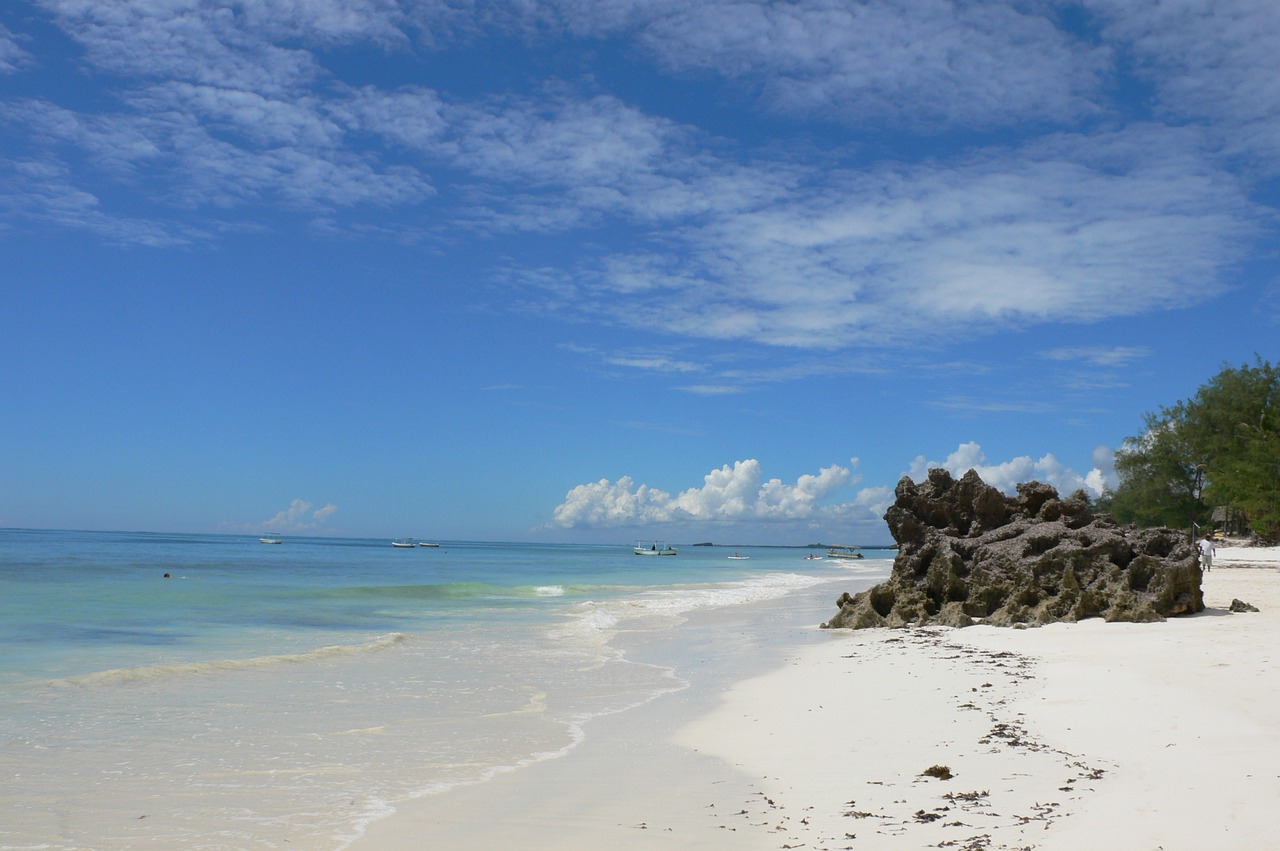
[1040, 346, 1152, 368]
[39, 0, 323, 95]
[552, 443, 1121, 534]
[447, 92, 683, 185]
[1085, 0, 1280, 171]
[605, 353, 703, 373]
[0, 23, 29, 73]
[907, 441, 1116, 497]
[260, 499, 338, 532]
[853, 485, 896, 519]
[552, 476, 677, 526]
[339, 85, 450, 152]
[551, 459, 861, 528]
[4, 95, 432, 214]
[517, 124, 1257, 350]
[633, 0, 1109, 128]
[37, 0, 414, 95]
[0, 156, 199, 246]
[2, 0, 1266, 346]
[678, 384, 745, 396]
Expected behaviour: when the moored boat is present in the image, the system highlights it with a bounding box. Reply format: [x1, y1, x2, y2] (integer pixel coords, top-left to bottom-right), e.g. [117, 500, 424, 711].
[258, 536, 283, 544]
[825, 546, 864, 559]
[391, 538, 417, 548]
[634, 541, 677, 556]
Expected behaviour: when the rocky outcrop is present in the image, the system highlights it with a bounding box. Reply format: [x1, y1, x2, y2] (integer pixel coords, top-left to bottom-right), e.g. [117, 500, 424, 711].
[823, 468, 1204, 630]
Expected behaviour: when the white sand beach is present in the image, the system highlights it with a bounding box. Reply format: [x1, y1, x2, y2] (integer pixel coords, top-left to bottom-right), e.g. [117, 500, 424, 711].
[354, 545, 1280, 850]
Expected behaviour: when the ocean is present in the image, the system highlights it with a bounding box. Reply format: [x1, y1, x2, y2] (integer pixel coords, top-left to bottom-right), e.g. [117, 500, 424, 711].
[0, 528, 890, 849]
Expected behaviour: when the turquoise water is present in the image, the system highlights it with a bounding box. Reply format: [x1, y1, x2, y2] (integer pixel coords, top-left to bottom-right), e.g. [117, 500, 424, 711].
[0, 529, 890, 849]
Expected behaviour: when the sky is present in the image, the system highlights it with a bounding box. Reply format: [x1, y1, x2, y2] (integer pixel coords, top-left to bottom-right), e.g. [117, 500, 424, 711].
[1, 0, 1278, 546]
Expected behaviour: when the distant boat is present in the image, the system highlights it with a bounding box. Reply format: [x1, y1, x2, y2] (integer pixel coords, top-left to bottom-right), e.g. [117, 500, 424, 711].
[804, 554, 823, 560]
[728, 552, 749, 560]
[826, 546, 864, 560]
[634, 541, 677, 556]
[391, 538, 417, 548]
[418, 542, 440, 548]
[259, 536, 283, 545]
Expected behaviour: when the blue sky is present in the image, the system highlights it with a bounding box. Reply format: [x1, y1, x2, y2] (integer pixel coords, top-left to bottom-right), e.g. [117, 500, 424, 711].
[1, 0, 1277, 545]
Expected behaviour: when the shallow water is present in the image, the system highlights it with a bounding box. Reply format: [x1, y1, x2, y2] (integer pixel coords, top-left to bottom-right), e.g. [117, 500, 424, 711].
[0, 529, 890, 849]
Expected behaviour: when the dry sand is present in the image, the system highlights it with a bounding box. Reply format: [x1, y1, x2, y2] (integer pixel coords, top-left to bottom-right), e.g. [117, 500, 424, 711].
[354, 545, 1280, 850]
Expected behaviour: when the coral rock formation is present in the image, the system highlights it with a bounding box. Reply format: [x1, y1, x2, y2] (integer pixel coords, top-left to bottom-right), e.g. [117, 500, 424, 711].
[823, 468, 1203, 630]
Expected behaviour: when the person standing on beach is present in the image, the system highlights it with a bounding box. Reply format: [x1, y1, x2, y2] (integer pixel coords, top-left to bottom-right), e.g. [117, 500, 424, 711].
[1198, 534, 1216, 571]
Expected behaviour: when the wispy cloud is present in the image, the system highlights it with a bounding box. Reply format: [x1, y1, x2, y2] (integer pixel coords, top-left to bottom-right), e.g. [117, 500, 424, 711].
[1086, 0, 1280, 172]
[0, 22, 29, 73]
[612, 419, 704, 436]
[604, 352, 704, 373]
[0, 156, 201, 246]
[2, 0, 1274, 344]
[927, 396, 1063, 415]
[632, 0, 1110, 128]
[677, 384, 745, 396]
[496, 122, 1256, 350]
[1041, 346, 1152, 368]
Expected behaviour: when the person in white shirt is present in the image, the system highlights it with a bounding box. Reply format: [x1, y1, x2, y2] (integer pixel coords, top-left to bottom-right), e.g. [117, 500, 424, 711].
[1197, 534, 1216, 571]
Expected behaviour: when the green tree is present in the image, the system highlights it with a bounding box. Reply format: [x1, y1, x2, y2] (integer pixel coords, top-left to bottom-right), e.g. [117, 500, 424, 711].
[1109, 357, 1280, 540]
[1108, 410, 1206, 529]
[1192, 357, 1280, 538]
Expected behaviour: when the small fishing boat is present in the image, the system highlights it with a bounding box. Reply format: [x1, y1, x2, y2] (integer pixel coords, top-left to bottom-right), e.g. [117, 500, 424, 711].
[258, 536, 283, 545]
[727, 552, 749, 559]
[634, 541, 677, 556]
[825, 546, 864, 560]
[418, 542, 440, 548]
[391, 538, 417, 548]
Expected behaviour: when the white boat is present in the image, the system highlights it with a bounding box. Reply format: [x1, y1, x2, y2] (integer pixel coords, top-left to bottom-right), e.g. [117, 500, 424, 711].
[727, 552, 749, 559]
[391, 538, 417, 548]
[804, 554, 823, 560]
[826, 546, 864, 560]
[418, 542, 440, 548]
[634, 541, 677, 556]
[259, 536, 283, 544]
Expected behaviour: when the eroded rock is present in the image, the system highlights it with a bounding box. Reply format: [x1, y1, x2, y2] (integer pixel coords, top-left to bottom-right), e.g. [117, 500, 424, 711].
[823, 468, 1203, 629]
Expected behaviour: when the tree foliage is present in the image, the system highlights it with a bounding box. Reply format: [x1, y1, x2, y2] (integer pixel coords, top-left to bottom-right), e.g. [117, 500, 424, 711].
[1106, 357, 1280, 541]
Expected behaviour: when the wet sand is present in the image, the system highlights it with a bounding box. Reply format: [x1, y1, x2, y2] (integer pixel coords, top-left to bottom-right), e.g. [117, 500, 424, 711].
[355, 546, 1280, 850]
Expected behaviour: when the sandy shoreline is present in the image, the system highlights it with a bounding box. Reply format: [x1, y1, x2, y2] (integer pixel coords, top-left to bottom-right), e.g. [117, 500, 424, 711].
[354, 546, 1280, 850]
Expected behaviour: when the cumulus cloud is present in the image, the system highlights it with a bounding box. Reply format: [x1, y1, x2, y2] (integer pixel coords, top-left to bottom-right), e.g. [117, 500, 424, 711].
[552, 441, 1122, 534]
[552, 459, 862, 528]
[907, 441, 1116, 497]
[260, 499, 338, 532]
[552, 475, 677, 527]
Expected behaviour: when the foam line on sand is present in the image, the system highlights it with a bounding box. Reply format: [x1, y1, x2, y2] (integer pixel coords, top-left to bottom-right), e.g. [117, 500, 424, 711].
[354, 547, 1280, 850]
